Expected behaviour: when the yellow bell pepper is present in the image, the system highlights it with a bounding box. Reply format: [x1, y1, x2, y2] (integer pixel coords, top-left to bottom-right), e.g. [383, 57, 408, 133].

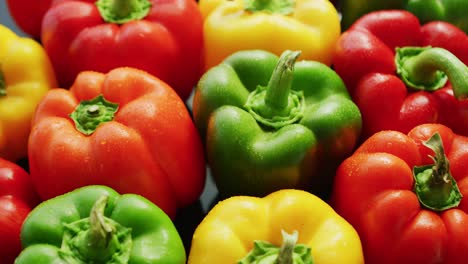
[0, 25, 57, 161]
[199, 0, 341, 70]
[188, 189, 364, 264]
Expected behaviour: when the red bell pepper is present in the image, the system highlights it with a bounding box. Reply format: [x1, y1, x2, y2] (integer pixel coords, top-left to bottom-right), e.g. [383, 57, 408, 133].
[333, 10, 468, 139]
[28, 67, 206, 219]
[332, 123, 468, 264]
[40, 0, 204, 100]
[0, 158, 40, 264]
[5, 0, 52, 39]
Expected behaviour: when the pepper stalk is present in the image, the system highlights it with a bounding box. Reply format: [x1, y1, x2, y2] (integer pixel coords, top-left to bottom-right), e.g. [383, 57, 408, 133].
[413, 132, 463, 211]
[96, 0, 152, 24]
[0, 66, 6, 97]
[238, 230, 314, 264]
[243, 0, 295, 15]
[395, 46, 468, 100]
[69, 95, 119, 135]
[244, 50, 305, 129]
[59, 195, 132, 263]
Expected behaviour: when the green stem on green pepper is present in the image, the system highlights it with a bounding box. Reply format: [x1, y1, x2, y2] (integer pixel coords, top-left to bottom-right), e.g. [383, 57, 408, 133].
[244, 50, 305, 129]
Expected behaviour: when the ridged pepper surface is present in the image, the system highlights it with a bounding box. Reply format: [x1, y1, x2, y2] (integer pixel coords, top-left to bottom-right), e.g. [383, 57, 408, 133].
[332, 123, 468, 264]
[28, 67, 206, 219]
[0, 158, 40, 264]
[193, 50, 361, 199]
[6, 0, 52, 39]
[0, 24, 57, 161]
[333, 10, 468, 140]
[40, 0, 203, 100]
[15, 185, 186, 264]
[199, 0, 341, 70]
[188, 189, 364, 264]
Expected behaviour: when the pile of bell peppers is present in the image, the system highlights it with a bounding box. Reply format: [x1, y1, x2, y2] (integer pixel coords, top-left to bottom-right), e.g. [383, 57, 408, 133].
[1, 0, 468, 263]
[332, 123, 468, 264]
[0, 158, 39, 264]
[333, 10, 468, 139]
[339, 0, 468, 33]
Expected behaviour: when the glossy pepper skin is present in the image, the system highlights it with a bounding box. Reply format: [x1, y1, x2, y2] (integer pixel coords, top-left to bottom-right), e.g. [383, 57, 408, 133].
[188, 189, 364, 264]
[28, 67, 206, 219]
[198, 0, 340, 70]
[6, 0, 52, 39]
[333, 10, 468, 140]
[0, 24, 57, 162]
[0, 158, 40, 264]
[15, 185, 186, 264]
[332, 123, 468, 264]
[193, 50, 362, 199]
[41, 0, 203, 100]
[339, 0, 468, 33]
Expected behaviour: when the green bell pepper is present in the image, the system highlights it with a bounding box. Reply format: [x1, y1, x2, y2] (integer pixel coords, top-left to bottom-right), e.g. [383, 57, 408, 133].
[192, 50, 362, 199]
[15, 185, 186, 264]
[340, 0, 468, 33]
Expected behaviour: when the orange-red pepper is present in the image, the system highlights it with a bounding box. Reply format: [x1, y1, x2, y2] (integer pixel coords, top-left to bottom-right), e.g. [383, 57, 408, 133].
[28, 67, 206, 219]
[332, 123, 468, 264]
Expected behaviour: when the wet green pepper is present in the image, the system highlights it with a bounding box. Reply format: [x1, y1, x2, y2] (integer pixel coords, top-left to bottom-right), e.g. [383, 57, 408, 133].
[192, 50, 362, 199]
[15, 185, 186, 264]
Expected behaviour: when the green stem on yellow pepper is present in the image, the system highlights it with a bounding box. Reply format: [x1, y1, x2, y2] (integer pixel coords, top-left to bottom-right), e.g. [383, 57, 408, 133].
[395, 46, 468, 100]
[238, 230, 313, 264]
[277, 230, 299, 264]
[244, 0, 295, 15]
[96, 0, 152, 24]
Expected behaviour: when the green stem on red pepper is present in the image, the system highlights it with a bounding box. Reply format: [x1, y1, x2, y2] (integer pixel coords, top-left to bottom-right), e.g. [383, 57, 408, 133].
[244, 50, 305, 129]
[243, 0, 295, 15]
[0, 68, 6, 97]
[395, 46, 468, 100]
[238, 230, 313, 264]
[70, 94, 119, 135]
[413, 132, 462, 211]
[96, 0, 152, 24]
[59, 195, 132, 263]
